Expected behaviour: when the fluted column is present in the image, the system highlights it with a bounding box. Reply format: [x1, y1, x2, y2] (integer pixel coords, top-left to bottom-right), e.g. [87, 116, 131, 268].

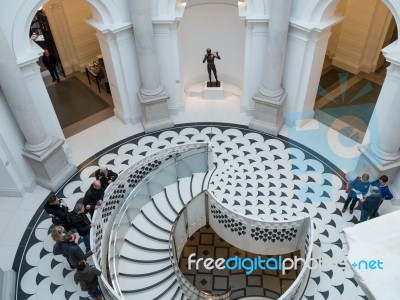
[249, 0, 291, 135]
[130, 0, 174, 132]
[353, 60, 400, 182]
[0, 27, 76, 191]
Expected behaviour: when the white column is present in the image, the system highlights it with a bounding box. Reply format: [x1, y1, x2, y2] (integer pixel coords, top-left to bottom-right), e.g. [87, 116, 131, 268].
[282, 24, 334, 127]
[353, 52, 400, 182]
[153, 20, 184, 113]
[130, 0, 173, 132]
[0, 27, 76, 191]
[94, 26, 142, 124]
[249, 0, 291, 135]
[369, 64, 400, 161]
[259, 0, 291, 98]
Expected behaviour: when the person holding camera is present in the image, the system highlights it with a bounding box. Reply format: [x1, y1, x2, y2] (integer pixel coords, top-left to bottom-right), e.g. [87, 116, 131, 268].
[44, 195, 72, 231]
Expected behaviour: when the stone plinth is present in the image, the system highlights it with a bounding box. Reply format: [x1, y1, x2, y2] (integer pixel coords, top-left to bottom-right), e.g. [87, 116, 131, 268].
[249, 91, 286, 136]
[203, 81, 224, 100]
[139, 89, 174, 132]
[22, 137, 77, 191]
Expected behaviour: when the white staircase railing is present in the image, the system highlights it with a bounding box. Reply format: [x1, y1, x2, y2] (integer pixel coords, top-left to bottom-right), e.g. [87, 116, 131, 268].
[90, 143, 212, 299]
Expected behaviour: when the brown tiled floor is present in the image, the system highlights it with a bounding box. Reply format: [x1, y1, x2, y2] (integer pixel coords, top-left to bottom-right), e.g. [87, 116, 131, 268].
[179, 225, 301, 299]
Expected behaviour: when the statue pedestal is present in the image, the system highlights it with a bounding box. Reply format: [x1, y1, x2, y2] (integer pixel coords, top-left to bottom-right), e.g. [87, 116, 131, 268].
[203, 81, 224, 99]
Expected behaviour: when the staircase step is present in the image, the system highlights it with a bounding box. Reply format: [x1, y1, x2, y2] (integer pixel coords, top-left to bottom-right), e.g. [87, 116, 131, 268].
[178, 177, 193, 204]
[165, 183, 184, 213]
[131, 214, 170, 240]
[203, 169, 215, 190]
[152, 195, 179, 223]
[120, 241, 170, 262]
[125, 226, 169, 249]
[120, 271, 176, 298]
[118, 259, 172, 277]
[141, 203, 173, 231]
[192, 172, 206, 196]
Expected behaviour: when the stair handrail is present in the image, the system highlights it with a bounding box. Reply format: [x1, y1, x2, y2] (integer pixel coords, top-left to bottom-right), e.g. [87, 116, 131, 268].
[90, 142, 211, 299]
[169, 191, 233, 300]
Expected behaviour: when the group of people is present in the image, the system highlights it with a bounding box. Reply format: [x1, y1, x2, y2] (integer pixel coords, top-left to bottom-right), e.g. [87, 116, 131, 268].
[343, 174, 393, 223]
[44, 166, 118, 299]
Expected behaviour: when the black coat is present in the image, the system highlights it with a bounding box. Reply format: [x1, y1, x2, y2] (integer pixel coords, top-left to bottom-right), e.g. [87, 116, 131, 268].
[59, 241, 93, 267]
[95, 169, 118, 190]
[42, 54, 56, 70]
[83, 186, 104, 208]
[69, 212, 91, 236]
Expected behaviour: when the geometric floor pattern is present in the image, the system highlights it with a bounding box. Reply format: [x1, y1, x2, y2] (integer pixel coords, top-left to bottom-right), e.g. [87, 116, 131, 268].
[179, 225, 301, 299]
[14, 122, 367, 299]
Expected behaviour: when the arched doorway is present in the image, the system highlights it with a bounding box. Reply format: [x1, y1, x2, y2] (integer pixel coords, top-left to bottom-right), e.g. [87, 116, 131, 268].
[313, 0, 398, 144]
[11, 0, 140, 144]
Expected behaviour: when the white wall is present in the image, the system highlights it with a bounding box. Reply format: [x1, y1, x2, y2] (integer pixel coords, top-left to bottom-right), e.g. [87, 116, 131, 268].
[0, 89, 35, 196]
[178, 3, 245, 89]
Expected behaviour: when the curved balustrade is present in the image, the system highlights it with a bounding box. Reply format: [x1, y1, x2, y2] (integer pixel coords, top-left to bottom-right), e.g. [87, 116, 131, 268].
[169, 190, 314, 300]
[90, 142, 212, 299]
[89, 141, 313, 300]
[208, 191, 310, 255]
[169, 192, 232, 300]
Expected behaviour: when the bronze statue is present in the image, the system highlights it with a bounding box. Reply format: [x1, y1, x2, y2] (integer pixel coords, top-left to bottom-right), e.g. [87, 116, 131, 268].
[203, 48, 221, 87]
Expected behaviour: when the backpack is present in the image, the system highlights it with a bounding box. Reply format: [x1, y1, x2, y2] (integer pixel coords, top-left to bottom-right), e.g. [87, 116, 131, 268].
[345, 176, 360, 194]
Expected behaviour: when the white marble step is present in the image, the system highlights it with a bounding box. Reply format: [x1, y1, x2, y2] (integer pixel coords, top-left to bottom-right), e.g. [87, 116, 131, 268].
[202, 169, 214, 190]
[141, 202, 173, 231]
[120, 270, 176, 299]
[118, 257, 172, 276]
[192, 172, 206, 196]
[154, 281, 184, 300]
[125, 226, 169, 250]
[119, 241, 170, 262]
[178, 177, 193, 204]
[165, 183, 184, 213]
[131, 213, 170, 240]
[152, 193, 179, 223]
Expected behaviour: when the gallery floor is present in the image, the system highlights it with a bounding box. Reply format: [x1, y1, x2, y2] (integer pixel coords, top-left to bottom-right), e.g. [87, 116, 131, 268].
[1, 74, 380, 299]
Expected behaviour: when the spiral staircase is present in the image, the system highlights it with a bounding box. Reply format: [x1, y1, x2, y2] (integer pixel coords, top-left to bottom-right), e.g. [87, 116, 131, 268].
[90, 142, 312, 300]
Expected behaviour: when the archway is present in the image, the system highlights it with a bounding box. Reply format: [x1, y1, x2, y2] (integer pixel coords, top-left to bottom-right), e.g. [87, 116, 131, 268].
[12, 0, 123, 138]
[311, 0, 398, 145]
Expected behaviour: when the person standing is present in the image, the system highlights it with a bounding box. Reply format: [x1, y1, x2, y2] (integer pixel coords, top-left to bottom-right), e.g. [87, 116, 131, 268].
[359, 186, 383, 222]
[42, 49, 60, 82]
[370, 175, 393, 218]
[69, 202, 94, 253]
[44, 195, 71, 231]
[342, 173, 370, 214]
[83, 180, 104, 218]
[95, 165, 118, 190]
[74, 260, 102, 299]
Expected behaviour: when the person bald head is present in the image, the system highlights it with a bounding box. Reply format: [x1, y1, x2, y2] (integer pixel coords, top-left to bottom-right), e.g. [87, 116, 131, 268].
[93, 180, 101, 190]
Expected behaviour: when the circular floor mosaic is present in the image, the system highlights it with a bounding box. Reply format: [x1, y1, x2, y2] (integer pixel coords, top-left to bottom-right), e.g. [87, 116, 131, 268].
[14, 123, 367, 300]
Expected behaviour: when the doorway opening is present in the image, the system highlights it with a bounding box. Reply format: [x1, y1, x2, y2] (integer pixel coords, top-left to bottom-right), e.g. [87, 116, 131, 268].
[313, 0, 397, 144]
[29, 1, 114, 138]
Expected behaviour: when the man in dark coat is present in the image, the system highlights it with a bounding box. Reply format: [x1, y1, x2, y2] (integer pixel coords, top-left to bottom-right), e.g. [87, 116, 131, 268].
[359, 186, 382, 222]
[69, 202, 93, 252]
[83, 180, 104, 218]
[42, 49, 60, 82]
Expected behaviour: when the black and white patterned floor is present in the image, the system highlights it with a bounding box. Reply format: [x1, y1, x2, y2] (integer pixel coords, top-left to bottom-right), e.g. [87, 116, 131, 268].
[13, 123, 367, 300]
